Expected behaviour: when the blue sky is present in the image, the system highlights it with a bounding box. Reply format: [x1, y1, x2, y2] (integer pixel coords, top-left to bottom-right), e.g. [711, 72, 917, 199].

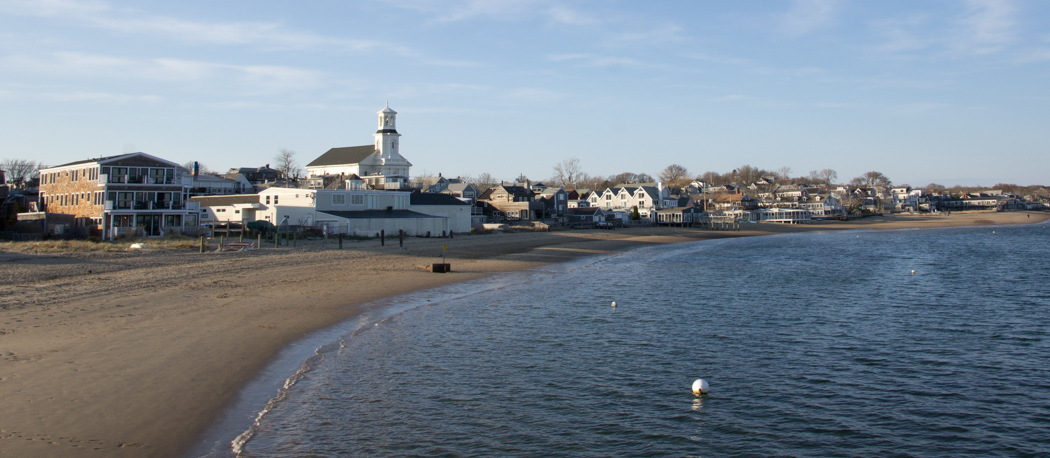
[1, 0, 1048, 187]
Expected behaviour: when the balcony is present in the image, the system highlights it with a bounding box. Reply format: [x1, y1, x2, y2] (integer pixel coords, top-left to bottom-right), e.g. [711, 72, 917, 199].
[105, 200, 187, 211]
[102, 174, 179, 185]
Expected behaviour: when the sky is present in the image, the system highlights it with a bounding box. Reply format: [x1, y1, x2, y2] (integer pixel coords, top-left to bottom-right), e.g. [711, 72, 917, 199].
[1, 0, 1049, 187]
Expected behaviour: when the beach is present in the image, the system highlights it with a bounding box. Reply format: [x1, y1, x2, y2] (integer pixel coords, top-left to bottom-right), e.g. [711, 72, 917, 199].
[0, 212, 1045, 457]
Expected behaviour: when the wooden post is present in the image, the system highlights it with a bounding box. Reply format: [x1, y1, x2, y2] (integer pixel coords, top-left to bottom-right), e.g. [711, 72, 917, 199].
[399, 229, 404, 248]
[199, 236, 204, 254]
[338, 233, 343, 249]
[274, 232, 278, 249]
[381, 229, 385, 246]
[257, 233, 261, 249]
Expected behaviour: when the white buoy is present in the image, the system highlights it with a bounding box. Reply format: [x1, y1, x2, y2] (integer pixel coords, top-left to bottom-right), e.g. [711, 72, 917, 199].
[911, 270, 915, 275]
[692, 378, 709, 395]
[611, 301, 617, 307]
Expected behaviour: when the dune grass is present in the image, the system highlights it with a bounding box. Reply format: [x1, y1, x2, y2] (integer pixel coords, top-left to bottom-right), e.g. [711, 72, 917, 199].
[0, 235, 201, 254]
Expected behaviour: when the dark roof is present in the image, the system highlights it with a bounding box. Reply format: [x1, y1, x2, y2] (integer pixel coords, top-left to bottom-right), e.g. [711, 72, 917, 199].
[189, 195, 260, 206]
[52, 154, 126, 168]
[411, 193, 470, 206]
[318, 209, 443, 219]
[306, 145, 375, 167]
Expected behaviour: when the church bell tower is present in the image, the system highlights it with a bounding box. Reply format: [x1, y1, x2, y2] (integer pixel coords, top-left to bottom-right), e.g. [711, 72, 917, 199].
[375, 101, 400, 159]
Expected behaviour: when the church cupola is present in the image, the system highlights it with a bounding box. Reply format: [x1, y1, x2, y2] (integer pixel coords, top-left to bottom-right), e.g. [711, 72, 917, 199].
[374, 101, 401, 159]
[377, 101, 397, 133]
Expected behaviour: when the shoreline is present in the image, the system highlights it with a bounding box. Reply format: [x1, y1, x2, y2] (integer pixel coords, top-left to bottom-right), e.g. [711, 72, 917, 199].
[1, 211, 1046, 457]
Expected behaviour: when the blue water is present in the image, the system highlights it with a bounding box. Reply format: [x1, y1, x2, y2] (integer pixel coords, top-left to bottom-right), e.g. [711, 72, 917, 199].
[200, 224, 1050, 457]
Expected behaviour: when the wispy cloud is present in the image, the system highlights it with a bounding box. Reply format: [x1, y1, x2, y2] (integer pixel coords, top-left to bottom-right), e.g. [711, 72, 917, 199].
[872, 0, 1019, 58]
[504, 87, 563, 102]
[952, 0, 1017, 55]
[780, 0, 841, 36]
[547, 53, 644, 68]
[386, 0, 602, 27]
[0, 0, 393, 52]
[610, 24, 688, 46]
[1, 52, 326, 93]
[41, 91, 161, 103]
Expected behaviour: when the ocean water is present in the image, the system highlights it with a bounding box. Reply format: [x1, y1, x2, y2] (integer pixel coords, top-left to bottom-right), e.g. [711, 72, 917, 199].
[193, 223, 1050, 457]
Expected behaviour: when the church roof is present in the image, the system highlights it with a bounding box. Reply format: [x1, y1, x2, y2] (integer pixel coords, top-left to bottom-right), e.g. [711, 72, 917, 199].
[306, 145, 376, 167]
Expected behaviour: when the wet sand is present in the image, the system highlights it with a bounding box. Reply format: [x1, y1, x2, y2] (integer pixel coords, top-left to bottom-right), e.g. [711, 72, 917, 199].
[0, 211, 1045, 457]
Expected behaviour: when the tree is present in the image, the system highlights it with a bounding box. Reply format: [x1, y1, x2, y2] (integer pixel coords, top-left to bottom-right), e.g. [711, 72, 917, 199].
[551, 157, 584, 188]
[659, 164, 690, 193]
[2, 158, 42, 189]
[809, 168, 837, 185]
[182, 161, 213, 175]
[609, 172, 640, 185]
[698, 171, 723, 186]
[274, 149, 302, 180]
[850, 171, 892, 188]
[775, 166, 792, 181]
[475, 172, 498, 190]
[735, 164, 762, 185]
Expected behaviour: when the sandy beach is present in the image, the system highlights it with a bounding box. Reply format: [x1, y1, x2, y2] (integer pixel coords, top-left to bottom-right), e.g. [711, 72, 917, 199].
[0, 211, 1045, 457]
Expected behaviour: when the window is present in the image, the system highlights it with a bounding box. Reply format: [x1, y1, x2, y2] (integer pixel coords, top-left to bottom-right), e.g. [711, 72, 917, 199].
[265, 196, 270, 205]
[333, 194, 346, 205]
[367, 195, 377, 209]
[274, 196, 279, 205]
[351, 195, 364, 206]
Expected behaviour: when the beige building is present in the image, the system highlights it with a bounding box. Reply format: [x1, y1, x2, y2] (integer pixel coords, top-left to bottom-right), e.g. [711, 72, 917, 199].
[37, 152, 192, 239]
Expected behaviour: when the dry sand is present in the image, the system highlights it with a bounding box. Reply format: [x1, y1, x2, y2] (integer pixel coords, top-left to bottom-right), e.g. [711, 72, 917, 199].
[0, 211, 1045, 457]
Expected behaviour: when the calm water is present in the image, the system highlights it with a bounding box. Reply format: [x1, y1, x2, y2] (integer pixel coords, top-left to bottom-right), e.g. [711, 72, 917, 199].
[197, 223, 1050, 457]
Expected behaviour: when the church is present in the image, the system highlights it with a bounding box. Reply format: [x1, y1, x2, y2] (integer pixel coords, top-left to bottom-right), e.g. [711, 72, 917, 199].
[305, 103, 413, 190]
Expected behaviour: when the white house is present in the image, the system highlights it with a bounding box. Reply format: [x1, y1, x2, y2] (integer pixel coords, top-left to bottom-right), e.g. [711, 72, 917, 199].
[190, 195, 263, 224]
[305, 103, 413, 190]
[410, 193, 472, 234]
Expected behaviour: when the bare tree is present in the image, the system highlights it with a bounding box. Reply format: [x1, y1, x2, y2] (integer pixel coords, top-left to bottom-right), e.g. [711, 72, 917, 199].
[2, 158, 42, 189]
[735, 164, 762, 185]
[475, 172, 498, 190]
[775, 166, 792, 181]
[697, 171, 723, 186]
[274, 149, 302, 180]
[808, 168, 837, 185]
[182, 161, 213, 175]
[850, 171, 892, 188]
[659, 164, 690, 193]
[609, 172, 640, 186]
[551, 157, 584, 188]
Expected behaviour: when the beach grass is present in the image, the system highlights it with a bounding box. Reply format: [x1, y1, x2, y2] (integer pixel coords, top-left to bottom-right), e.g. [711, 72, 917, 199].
[0, 235, 201, 253]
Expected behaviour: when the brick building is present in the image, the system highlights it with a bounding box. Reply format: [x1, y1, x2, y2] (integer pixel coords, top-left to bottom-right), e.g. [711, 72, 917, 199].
[37, 152, 193, 239]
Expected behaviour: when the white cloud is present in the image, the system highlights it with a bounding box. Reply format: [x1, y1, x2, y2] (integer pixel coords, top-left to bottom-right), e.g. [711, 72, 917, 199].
[781, 0, 841, 36]
[953, 0, 1017, 55]
[1, 52, 325, 93]
[41, 91, 161, 103]
[0, 0, 391, 53]
[547, 53, 643, 68]
[611, 24, 688, 46]
[545, 5, 600, 26]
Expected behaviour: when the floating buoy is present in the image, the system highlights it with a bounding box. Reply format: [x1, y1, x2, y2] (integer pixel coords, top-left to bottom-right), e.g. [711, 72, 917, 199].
[911, 270, 915, 275]
[692, 378, 709, 395]
[611, 301, 617, 307]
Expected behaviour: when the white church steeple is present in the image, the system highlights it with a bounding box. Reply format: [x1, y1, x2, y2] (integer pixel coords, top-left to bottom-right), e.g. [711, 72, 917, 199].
[375, 101, 400, 159]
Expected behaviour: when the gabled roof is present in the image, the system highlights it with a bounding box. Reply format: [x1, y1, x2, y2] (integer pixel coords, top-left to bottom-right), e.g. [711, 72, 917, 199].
[411, 193, 470, 206]
[306, 145, 376, 167]
[446, 182, 476, 193]
[47, 152, 180, 170]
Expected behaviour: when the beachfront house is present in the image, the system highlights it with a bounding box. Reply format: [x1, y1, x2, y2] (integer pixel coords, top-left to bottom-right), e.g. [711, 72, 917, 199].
[35, 152, 192, 239]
